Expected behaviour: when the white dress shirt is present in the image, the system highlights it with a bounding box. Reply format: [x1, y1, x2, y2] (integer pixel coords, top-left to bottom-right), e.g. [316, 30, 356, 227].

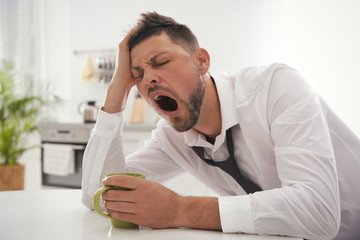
[82, 63, 360, 240]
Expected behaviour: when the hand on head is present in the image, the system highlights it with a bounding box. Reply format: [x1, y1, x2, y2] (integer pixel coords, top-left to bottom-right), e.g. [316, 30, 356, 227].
[102, 26, 140, 114]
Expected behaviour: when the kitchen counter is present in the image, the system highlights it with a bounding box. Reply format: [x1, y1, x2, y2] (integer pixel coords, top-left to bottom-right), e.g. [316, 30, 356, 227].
[0, 190, 301, 240]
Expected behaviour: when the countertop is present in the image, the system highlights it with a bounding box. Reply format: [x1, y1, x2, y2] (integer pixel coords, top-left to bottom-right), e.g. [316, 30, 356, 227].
[0, 190, 301, 240]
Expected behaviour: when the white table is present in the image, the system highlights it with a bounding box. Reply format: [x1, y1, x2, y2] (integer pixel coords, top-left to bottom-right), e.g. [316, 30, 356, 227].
[0, 190, 301, 240]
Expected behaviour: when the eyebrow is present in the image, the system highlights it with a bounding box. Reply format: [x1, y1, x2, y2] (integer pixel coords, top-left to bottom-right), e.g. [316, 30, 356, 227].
[131, 52, 168, 71]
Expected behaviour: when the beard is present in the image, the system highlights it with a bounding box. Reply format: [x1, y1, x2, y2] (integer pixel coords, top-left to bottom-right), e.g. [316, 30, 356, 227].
[148, 74, 206, 132]
[171, 77, 205, 132]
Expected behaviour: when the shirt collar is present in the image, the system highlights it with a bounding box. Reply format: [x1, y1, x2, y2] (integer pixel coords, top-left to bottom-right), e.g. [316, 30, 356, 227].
[184, 74, 238, 149]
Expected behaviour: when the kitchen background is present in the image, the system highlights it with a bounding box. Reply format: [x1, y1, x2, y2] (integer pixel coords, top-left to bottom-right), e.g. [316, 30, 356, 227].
[1, 0, 359, 194]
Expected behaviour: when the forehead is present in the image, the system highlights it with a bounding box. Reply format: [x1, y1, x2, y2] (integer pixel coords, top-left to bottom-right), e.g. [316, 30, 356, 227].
[130, 32, 188, 63]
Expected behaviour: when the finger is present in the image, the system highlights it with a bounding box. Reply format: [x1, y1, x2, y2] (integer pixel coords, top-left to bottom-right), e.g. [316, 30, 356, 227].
[102, 189, 136, 202]
[106, 209, 139, 223]
[113, 26, 140, 74]
[118, 25, 141, 53]
[126, 25, 141, 44]
[102, 174, 144, 190]
[105, 200, 137, 214]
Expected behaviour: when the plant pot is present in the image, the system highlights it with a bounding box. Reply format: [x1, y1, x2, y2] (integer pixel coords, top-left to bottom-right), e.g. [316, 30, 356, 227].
[0, 164, 25, 191]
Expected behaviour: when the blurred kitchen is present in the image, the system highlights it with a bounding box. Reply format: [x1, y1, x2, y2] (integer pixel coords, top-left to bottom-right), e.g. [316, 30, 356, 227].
[1, 0, 359, 193]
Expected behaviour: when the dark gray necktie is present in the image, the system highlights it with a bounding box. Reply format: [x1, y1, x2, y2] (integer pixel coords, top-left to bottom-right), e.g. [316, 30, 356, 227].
[191, 128, 262, 194]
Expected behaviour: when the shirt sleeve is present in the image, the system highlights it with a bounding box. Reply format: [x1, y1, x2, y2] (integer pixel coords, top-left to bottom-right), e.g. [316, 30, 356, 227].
[254, 67, 340, 238]
[81, 109, 126, 209]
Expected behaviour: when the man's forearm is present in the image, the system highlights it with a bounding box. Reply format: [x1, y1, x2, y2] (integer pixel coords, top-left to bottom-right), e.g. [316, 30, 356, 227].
[177, 196, 222, 230]
[103, 77, 132, 113]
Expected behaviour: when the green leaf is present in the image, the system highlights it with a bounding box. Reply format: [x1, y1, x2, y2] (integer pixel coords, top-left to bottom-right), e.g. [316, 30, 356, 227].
[0, 60, 61, 165]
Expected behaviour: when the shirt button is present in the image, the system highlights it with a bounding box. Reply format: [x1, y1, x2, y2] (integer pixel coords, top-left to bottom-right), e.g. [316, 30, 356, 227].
[97, 159, 102, 164]
[108, 124, 115, 130]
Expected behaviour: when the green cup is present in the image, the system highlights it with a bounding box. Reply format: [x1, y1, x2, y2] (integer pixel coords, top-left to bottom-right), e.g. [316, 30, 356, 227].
[93, 172, 145, 228]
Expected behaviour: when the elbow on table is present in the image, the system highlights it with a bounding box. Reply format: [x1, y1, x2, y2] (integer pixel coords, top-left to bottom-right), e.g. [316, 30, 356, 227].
[325, 210, 341, 239]
[305, 194, 341, 239]
[313, 214, 340, 239]
[306, 216, 339, 240]
[276, 186, 341, 239]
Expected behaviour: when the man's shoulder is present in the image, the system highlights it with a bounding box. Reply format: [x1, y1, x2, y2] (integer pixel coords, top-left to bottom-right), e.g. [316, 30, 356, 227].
[233, 62, 290, 83]
[221, 63, 291, 100]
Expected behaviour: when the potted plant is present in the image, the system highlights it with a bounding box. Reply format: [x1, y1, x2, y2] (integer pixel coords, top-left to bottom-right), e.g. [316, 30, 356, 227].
[0, 61, 60, 190]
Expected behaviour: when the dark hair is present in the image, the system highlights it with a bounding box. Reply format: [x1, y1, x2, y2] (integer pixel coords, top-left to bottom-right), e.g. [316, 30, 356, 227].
[129, 12, 199, 53]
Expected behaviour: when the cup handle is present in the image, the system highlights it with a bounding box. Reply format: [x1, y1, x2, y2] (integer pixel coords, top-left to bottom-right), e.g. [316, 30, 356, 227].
[93, 186, 112, 219]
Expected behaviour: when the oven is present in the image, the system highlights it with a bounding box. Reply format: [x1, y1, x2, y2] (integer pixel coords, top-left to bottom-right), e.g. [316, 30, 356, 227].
[39, 123, 94, 188]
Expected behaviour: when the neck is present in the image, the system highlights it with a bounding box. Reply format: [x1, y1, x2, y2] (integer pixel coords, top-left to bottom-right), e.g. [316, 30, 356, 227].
[193, 74, 221, 143]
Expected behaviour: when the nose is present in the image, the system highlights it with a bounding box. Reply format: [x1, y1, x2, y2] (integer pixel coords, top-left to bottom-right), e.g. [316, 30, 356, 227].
[142, 68, 159, 86]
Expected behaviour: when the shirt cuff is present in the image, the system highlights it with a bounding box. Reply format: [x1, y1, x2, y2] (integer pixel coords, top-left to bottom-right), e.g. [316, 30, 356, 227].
[93, 108, 123, 137]
[218, 195, 255, 234]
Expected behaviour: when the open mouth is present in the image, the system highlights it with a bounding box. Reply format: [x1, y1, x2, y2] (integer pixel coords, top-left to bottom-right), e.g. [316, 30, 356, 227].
[154, 95, 178, 112]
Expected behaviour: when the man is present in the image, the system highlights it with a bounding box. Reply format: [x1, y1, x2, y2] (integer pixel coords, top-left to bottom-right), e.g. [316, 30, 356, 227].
[82, 12, 360, 239]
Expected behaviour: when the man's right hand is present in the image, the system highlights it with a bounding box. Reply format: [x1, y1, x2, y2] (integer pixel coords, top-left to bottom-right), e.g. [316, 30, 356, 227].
[102, 27, 138, 113]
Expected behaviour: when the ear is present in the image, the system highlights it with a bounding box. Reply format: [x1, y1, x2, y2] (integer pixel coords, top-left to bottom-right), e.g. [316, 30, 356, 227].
[193, 48, 210, 75]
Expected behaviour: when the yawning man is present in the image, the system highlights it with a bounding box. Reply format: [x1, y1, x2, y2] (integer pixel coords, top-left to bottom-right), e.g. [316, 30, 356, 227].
[82, 12, 360, 240]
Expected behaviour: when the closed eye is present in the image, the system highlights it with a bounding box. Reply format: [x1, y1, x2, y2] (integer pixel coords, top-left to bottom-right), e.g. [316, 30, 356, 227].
[133, 74, 143, 80]
[131, 68, 144, 80]
[154, 60, 170, 67]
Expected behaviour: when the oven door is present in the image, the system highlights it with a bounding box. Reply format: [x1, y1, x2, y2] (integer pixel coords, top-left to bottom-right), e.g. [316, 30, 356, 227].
[41, 142, 85, 188]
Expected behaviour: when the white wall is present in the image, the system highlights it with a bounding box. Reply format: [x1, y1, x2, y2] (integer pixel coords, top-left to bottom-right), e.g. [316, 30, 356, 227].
[276, 0, 360, 136]
[43, 0, 72, 121]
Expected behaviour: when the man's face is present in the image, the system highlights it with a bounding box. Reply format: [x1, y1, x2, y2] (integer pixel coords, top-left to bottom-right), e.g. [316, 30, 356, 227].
[130, 33, 205, 132]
